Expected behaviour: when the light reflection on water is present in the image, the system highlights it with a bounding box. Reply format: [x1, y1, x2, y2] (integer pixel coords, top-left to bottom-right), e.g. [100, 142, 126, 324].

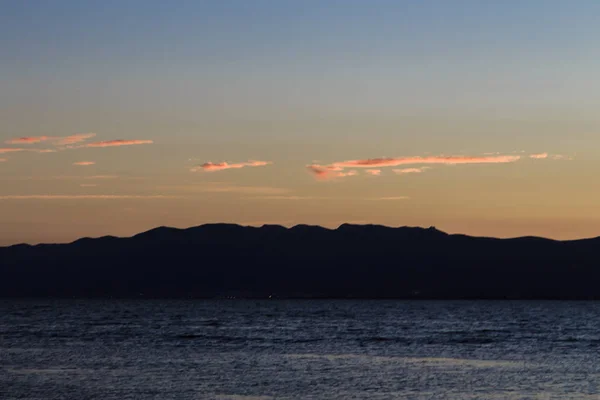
[1, 300, 599, 399]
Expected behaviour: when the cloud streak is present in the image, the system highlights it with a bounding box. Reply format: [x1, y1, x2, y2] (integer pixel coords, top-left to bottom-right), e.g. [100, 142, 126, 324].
[79, 139, 154, 148]
[0, 148, 26, 154]
[5, 136, 51, 144]
[164, 183, 289, 195]
[73, 161, 96, 166]
[0, 194, 178, 200]
[191, 160, 272, 172]
[308, 154, 521, 179]
[331, 155, 521, 168]
[306, 165, 359, 180]
[246, 195, 327, 201]
[55, 133, 96, 146]
[393, 167, 430, 174]
[369, 196, 410, 200]
[5, 133, 96, 146]
[530, 153, 548, 159]
[0, 147, 58, 154]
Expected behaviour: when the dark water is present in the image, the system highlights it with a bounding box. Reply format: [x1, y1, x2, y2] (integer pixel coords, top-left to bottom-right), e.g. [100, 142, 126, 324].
[1, 300, 600, 399]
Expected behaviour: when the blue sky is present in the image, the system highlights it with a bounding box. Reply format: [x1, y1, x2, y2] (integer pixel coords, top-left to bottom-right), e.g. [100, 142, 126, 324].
[1, 1, 600, 243]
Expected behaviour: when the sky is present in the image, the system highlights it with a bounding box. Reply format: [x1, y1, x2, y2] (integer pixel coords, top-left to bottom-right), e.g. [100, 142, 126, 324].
[1, 0, 600, 245]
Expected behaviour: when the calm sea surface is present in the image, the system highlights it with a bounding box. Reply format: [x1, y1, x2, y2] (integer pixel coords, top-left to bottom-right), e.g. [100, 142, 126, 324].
[1, 300, 599, 399]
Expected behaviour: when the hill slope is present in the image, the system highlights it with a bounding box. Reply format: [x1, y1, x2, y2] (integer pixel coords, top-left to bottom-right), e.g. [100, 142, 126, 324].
[1, 224, 599, 299]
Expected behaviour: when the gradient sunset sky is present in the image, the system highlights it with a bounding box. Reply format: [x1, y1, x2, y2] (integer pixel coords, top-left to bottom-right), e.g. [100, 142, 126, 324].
[1, 1, 600, 245]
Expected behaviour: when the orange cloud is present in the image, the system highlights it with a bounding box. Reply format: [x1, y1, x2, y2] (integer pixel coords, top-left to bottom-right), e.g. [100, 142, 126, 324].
[366, 169, 381, 176]
[393, 167, 430, 174]
[0, 158, 6, 162]
[530, 153, 548, 159]
[191, 160, 272, 172]
[73, 161, 96, 166]
[81, 139, 153, 148]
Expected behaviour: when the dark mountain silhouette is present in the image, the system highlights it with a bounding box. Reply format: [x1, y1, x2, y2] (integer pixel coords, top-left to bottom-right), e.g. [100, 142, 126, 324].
[1, 223, 600, 299]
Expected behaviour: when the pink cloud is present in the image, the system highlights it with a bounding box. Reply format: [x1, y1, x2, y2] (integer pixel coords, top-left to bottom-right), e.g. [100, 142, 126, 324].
[530, 153, 548, 159]
[81, 139, 153, 148]
[366, 169, 381, 176]
[191, 160, 272, 172]
[0, 158, 6, 162]
[73, 161, 96, 166]
[308, 154, 520, 180]
[331, 155, 521, 169]
[393, 167, 430, 174]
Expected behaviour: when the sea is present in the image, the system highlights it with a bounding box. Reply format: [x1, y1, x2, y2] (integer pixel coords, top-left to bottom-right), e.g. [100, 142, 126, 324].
[1, 300, 599, 399]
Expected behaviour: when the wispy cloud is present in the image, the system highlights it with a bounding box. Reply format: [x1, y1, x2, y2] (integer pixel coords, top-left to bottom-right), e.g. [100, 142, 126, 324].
[5, 136, 51, 144]
[246, 195, 327, 201]
[55, 133, 96, 146]
[0, 147, 57, 154]
[308, 154, 521, 180]
[369, 196, 410, 200]
[5, 133, 96, 146]
[0, 194, 178, 200]
[73, 161, 96, 166]
[393, 167, 431, 174]
[79, 139, 153, 148]
[79, 184, 98, 187]
[306, 165, 359, 179]
[366, 169, 381, 176]
[85, 175, 120, 180]
[0, 158, 6, 162]
[331, 155, 521, 168]
[551, 154, 572, 160]
[0, 175, 120, 181]
[191, 160, 272, 172]
[165, 183, 289, 195]
[530, 153, 548, 159]
[0, 148, 26, 154]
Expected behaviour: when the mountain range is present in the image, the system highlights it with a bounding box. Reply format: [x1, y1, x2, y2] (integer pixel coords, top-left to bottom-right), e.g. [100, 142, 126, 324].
[2, 223, 600, 299]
